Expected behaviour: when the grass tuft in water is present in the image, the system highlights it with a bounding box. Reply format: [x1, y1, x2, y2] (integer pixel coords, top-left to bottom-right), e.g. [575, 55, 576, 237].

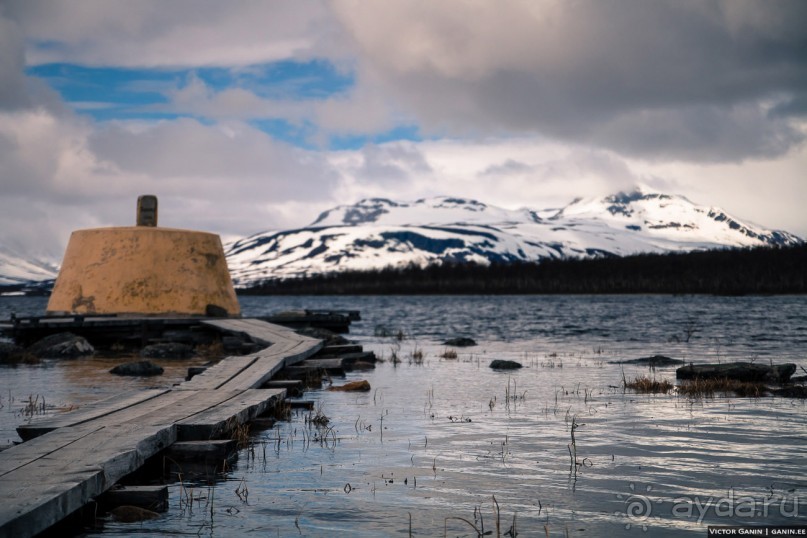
[623, 375, 674, 394]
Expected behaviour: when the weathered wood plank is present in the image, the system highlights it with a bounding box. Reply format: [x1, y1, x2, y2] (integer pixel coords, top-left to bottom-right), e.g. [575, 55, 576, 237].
[17, 389, 170, 440]
[0, 389, 257, 538]
[217, 340, 322, 391]
[166, 439, 237, 461]
[0, 390, 202, 478]
[302, 358, 346, 374]
[317, 344, 364, 355]
[1, 390, 241, 478]
[263, 379, 303, 389]
[176, 388, 286, 441]
[100, 485, 168, 511]
[176, 355, 258, 390]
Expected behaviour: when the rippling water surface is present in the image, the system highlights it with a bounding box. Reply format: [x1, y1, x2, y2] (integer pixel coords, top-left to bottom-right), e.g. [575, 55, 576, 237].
[1, 295, 806, 536]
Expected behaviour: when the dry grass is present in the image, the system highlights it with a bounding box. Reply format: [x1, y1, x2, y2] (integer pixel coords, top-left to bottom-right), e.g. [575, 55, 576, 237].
[677, 378, 768, 398]
[229, 420, 251, 448]
[623, 375, 674, 394]
[440, 349, 458, 359]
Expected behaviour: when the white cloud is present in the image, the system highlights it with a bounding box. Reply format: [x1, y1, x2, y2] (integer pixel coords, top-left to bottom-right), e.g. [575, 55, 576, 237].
[332, 0, 807, 161]
[5, 0, 340, 67]
[0, 0, 805, 272]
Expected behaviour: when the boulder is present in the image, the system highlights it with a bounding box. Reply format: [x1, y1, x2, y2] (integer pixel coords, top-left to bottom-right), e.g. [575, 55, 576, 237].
[140, 342, 194, 359]
[111, 360, 164, 377]
[489, 359, 522, 370]
[444, 337, 477, 347]
[676, 362, 796, 383]
[327, 380, 371, 392]
[612, 355, 684, 366]
[27, 332, 94, 359]
[296, 327, 349, 346]
[773, 386, 807, 398]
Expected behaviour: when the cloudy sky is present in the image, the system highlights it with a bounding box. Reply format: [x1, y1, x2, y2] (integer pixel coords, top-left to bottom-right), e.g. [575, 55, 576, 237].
[1, 0, 805, 260]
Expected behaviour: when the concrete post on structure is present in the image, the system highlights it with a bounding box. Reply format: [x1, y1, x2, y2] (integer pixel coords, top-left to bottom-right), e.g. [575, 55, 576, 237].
[137, 195, 158, 227]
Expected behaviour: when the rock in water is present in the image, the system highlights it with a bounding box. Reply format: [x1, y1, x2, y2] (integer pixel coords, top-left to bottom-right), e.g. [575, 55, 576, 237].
[773, 386, 807, 398]
[27, 332, 94, 358]
[140, 342, 194, 359]
[444, 337, 477, 347]
[111, 360, 164, 376]
[327, 380, 371, 392]
[676, 362, 796, 383]
[612, 355, 684, 366]
[490, 359, 522, 370]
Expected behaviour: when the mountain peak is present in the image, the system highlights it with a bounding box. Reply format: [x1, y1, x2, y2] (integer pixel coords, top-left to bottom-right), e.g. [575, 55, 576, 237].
[3, 188, 802, 288]
[223, 188, 802, 286]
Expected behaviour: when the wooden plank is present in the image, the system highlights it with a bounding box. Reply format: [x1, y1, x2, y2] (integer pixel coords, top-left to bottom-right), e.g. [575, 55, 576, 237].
[202, 318, 320, 347]
[0, 390, 240, 478]
[302, 358, 346, 374]
[17, 389, 170, 440]
[0, 389, 254, 538]
[0, 390, 201, 478]
[0, 465, 105, 538]
[100, 485, 168, 512]
[176, 355, 258, 390]
[176, 388, 286, 441]
[263, 379, 303, 389]
[317, 344, 363, 355]
[167, 439, 237, 461]
[217, 339, 322, 391]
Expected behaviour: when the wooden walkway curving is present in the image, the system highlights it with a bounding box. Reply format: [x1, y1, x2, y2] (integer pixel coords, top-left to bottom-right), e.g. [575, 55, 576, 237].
[0, 319, 322, 538]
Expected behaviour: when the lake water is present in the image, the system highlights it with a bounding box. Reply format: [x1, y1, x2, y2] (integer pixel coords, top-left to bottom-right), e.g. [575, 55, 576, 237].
[1, 295, 806, 536]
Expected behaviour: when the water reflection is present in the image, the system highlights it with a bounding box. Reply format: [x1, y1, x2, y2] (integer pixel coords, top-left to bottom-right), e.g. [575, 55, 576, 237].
[1, 295, 806, 536]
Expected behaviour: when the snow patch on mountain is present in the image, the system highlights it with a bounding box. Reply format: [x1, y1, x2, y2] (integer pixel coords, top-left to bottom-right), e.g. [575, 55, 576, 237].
[225, 188, 802, 287]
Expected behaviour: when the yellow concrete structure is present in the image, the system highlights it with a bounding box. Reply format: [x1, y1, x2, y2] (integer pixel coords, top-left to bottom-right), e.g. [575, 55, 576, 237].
[46, 202, 241, 316]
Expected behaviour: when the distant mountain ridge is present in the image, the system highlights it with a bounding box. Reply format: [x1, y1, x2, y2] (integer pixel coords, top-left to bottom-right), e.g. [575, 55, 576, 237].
[225, 187, 802, 287]
[1, 187, 802, 290]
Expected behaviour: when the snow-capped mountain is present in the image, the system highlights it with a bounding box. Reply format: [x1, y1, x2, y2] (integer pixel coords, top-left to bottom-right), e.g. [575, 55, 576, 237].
[225, 188, 802, 286]
[0, 247, 58, 286]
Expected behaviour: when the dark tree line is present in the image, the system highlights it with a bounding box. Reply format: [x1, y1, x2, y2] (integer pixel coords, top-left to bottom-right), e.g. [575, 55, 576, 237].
[238, 244, 806, 295]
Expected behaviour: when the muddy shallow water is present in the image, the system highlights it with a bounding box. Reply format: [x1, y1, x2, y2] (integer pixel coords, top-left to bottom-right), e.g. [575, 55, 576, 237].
[1, 295, 806, 536]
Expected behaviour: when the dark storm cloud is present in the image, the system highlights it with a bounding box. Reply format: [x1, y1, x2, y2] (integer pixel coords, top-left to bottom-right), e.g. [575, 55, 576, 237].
[334, 0, 807, 162]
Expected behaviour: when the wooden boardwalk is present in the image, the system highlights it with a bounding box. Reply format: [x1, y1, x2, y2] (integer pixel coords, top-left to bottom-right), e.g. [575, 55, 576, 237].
[0, 319, 322, 538]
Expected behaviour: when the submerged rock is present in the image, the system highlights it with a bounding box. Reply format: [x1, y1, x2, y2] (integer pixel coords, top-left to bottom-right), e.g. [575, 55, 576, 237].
[612, 355, 685, 366]
[140, 342, 194, 359]
[773, 386, 807, 398]
[444, 337, 477, 347]
[327, 380, 371, 392]
[489, 359, 522, 370]
[676, 362, 796, 383]
[27, 332, 94, 359]
[296, 327, 349, 346]
[109, 505, 161, 522]
[111, 360, 164, 377]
